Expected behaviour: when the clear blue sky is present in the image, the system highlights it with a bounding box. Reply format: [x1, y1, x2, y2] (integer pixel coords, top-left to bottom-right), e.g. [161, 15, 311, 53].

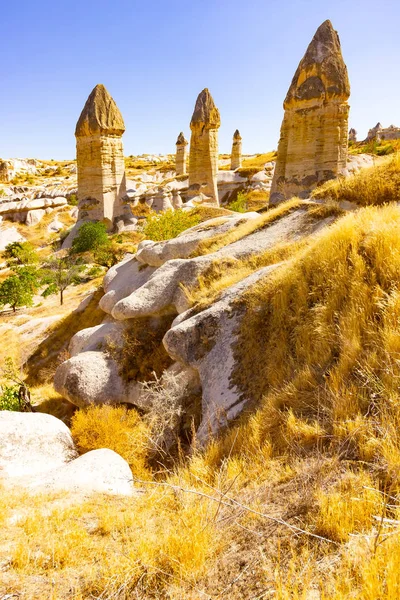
[1, 0, 399, 160]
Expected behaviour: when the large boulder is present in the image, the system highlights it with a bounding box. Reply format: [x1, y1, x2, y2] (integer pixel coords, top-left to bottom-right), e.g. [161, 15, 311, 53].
[0, 411, 77, 478]
[31, 448, 135, 495]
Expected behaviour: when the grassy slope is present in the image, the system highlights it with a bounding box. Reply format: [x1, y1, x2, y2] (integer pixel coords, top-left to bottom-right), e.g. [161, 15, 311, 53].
[4, 162, 400, 598]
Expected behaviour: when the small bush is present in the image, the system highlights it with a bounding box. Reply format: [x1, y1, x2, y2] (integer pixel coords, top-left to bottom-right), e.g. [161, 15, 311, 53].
[0, 384, 20, 411]
[71, 221, 109, 254]
[143, 209, 201, 241]
[71, 405, 151, 478]
[68, 193, 78, 206]
[228, 191, 248, 213]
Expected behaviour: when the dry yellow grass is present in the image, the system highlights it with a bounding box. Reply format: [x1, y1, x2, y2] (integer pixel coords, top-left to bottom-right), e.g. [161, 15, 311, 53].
[312, 152, 400, 205]
[71, 405, 151, 479]
[5, 201, 400, 598]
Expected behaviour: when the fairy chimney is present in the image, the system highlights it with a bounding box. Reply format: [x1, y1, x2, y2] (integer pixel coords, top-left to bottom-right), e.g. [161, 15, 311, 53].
[188, 88, 221, 205]
[270, 20, 350, 203]
[75, 84, 127, 224]
[175, 132, 188, 176]
[349, 128, 357, 143]
[231, 130, 242, 170]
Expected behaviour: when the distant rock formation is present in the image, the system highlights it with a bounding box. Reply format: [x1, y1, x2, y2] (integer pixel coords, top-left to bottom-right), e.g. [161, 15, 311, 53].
[367, 123, 382, 141]
[349, 128, 357, 143]
[231, 129, 242, 170]
[75, 84, 127, 225]
[270, 20, 350, 203]
[367, 123, 400, 142]
[188, 88, 221, 205]
[175, 132, 188, 176]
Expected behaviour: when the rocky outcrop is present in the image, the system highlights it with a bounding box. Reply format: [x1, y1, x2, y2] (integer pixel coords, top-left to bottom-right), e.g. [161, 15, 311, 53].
[0, 196, 67, 224]
[188, 89, 221, 205]
[367, 123, 400, 142]
[0, 158, 38, 184]
[270, 20, 350, 203]
[75, 84, 127, 226]
[349, 128, 357, 143]
[0, 412, 135, 495]
[175, 132, 188, 176]
[231, 130, 242, 170]
[54, 202, 339, 441]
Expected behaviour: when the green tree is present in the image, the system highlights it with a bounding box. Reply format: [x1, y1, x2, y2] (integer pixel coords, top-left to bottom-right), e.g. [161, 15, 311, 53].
[3, 241, 39, 267]
[41, 254, 84, 305]
[0, 268, 39, 312]
[71, 221, 109, 254]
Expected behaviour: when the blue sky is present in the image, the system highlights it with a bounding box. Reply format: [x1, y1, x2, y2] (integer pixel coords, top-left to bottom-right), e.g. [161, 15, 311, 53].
[1, 0, 399, 159]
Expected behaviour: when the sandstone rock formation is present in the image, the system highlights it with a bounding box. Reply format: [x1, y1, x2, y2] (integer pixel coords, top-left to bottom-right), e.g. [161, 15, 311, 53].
[54, 202, 340, 441]
[367, 122, 382, 141]
[188, 88, 220, 205]
[175, 132, 188, 176]
[230, 129, 242, 170]
[75, 84, 127, 225]
[367, 123, 400, 142]
[270, 20, 350, 203]
[349, 128, 357, 143]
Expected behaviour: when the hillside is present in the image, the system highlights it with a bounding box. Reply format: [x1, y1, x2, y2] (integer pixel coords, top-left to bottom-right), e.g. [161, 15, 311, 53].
[1, 151, 400, 598]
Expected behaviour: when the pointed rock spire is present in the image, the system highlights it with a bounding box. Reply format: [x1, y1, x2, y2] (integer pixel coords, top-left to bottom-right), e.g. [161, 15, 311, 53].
[231, 129, 242, 170]
[75, 84, 127, 224]
[176, 132, 188, 146]
[188, 89, 221, 205]
[75, 84, 125, 137]
[175, 132, 188, 176]
[270, 20, 350, 203]
[190, 88, 220, 128]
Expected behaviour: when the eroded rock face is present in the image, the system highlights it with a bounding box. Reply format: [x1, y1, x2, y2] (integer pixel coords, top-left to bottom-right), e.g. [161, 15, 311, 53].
[188, 89, 221, 205]
[270, 20, 350, 203]
[231, 129, 242, 170]
[175, 132, 188, 176]
[75, 84, 127, 225]
[54, 203, 338, 441]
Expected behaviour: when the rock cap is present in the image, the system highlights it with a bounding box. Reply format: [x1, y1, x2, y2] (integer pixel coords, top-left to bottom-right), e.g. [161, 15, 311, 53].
[176, 132, 188, 145]
[284, 20, 350, 107]
[233, 129, 242, 140]
[75, 84, 125, 137]
[190, 88, 220, 128]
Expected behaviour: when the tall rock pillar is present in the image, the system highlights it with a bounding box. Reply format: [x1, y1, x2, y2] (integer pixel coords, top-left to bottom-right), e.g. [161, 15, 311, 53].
[175, 132, 188, 176]
[231, 129, 242, 170]
[75, 84, 127, 224]
[270, 20, 350, 204]
[188, 88, 221, 205]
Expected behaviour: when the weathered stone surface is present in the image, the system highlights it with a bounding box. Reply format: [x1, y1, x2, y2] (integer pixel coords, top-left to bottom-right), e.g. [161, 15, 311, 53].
[0, 226, 26, 250]
[54, 350, 140, 407]
[31, 449, 135, 495]
[75, 84, 127, 224]
[231, 129, 242, 170]
[0, 412, 77, 478]
[0, 158, 38, 184]
[175, 132, 188, 176]
[188, 89, 221, 205]
[25, 208, 46, 226]
[270, 20, 350, 203]
[367, 123, 400, 142]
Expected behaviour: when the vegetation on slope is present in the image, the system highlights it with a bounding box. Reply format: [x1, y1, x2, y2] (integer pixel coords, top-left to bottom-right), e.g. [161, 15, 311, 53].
[312, 152, 400, 205]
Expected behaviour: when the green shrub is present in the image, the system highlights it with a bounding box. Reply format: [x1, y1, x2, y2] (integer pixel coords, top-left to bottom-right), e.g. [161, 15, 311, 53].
[228, 191, 248, 213]
[143, 209, 201, 241]
[68, 193, 78, 206]
[71, 222, 109, 254]
[0, 385, 20, 411]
